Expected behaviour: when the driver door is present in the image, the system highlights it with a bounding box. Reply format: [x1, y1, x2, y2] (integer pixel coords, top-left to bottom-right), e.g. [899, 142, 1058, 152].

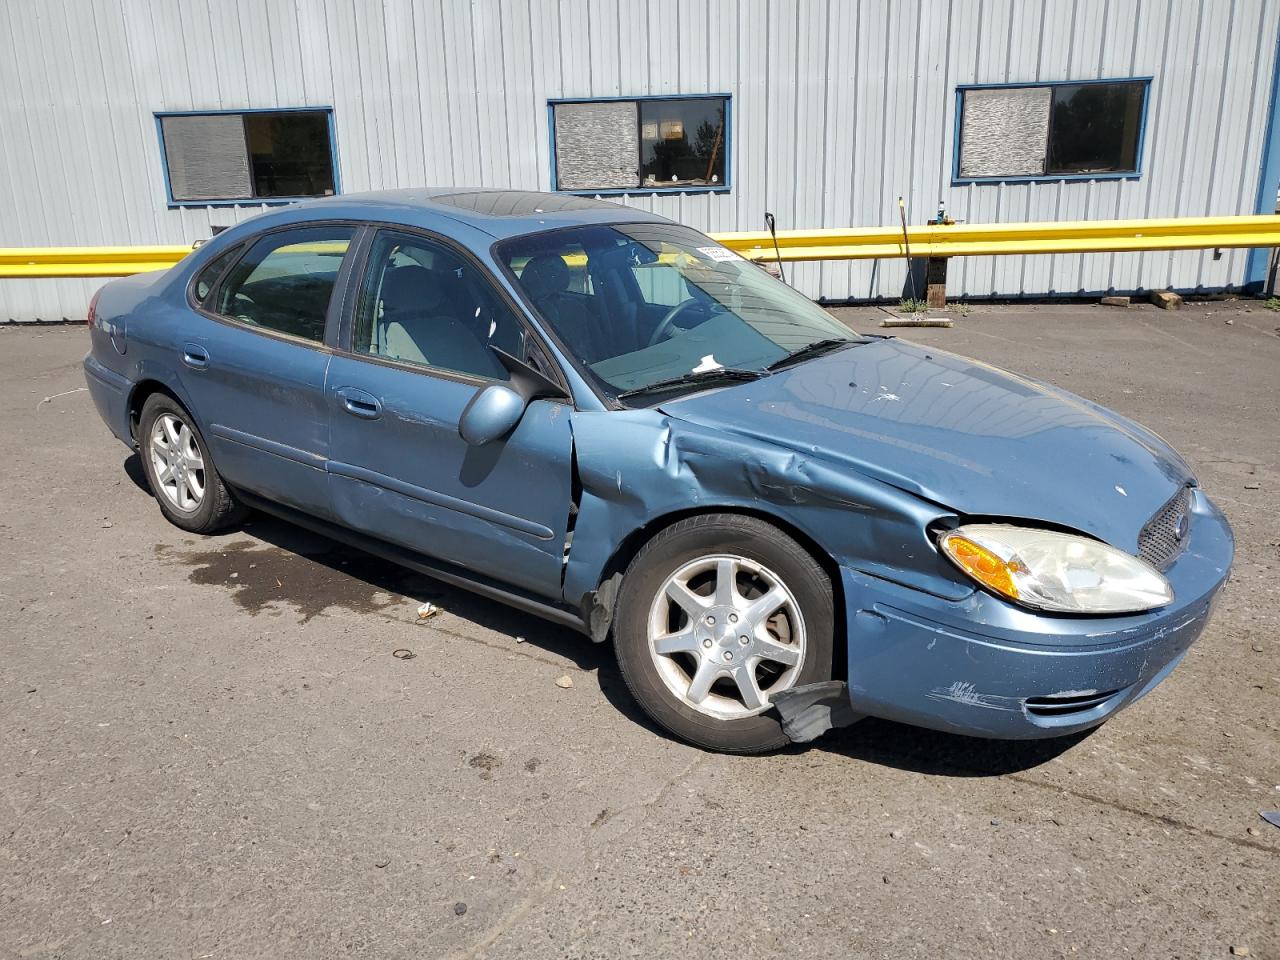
[325, 229, 575, 600]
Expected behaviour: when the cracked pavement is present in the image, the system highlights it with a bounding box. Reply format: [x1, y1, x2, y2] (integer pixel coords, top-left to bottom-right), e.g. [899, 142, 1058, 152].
[1, 300, 1277, 958]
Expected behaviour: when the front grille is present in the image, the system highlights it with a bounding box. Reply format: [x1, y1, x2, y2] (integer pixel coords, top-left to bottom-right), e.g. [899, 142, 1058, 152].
[1137, 485, 1193, 570]
[1025, 690, 1122, 718]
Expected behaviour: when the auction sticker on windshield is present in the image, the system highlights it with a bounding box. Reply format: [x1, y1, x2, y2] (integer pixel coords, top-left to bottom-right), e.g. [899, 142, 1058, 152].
[697, 246, 742, 262]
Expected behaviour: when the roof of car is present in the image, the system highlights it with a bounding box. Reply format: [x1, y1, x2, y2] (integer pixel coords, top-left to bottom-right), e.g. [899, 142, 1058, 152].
[292, 188, 674, 240]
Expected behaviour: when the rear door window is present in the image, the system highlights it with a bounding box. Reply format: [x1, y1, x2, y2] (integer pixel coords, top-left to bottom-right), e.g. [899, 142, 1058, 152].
[191, 245, 241, 305]
[215, 226, 355, 342]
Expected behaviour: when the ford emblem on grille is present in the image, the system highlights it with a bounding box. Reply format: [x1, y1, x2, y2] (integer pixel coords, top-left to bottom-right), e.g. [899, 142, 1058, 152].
[1174, 511, 1190, 541]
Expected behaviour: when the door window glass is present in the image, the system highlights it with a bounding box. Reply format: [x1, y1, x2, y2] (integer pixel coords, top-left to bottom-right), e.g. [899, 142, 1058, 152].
[353, 231, 521, 381]
[631, 261, 690, 307]
[191, 245, 241, 304]
[215, 226, 354, 342]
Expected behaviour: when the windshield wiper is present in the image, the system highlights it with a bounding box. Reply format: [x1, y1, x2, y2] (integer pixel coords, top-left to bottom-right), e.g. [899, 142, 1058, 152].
[615, 367, 767, 402]
[765, 337, 861, 372]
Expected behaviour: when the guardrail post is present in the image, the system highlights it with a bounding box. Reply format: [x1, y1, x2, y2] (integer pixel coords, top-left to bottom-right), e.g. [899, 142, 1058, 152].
[925, 257, 948, 309]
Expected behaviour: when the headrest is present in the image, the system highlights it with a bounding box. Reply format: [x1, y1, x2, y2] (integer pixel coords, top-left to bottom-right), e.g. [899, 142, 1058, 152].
[519, 255, 572, 300]
[379, 265, 447, 315]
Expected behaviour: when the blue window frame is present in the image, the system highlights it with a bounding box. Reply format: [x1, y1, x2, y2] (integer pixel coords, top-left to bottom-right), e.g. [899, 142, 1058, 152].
[155, 107, 340, 208]
[548, 94, 731, 196]
[952, 78, 1151, 185]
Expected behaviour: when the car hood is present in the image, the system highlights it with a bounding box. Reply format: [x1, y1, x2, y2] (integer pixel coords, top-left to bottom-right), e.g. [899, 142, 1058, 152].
[659, 337, 1194, 553]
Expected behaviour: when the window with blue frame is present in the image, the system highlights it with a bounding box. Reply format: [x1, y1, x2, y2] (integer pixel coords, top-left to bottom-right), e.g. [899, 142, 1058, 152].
[551, 96, 729, 194]
[157, 109, 337, 204]
[955, 79, 1148, 182]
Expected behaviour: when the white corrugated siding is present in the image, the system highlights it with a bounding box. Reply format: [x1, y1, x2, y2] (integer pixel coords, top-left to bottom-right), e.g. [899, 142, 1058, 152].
[1, 0, 1276, 319]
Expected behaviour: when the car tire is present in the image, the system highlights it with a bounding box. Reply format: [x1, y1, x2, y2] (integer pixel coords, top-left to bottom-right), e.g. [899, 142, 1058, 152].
[137, 393, 247, 534]
[613, 513, 834, 754]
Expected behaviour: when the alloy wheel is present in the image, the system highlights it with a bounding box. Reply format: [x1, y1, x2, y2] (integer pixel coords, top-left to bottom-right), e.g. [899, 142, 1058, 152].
[646, 553, 806, 720]
[149, 413, 205, 513]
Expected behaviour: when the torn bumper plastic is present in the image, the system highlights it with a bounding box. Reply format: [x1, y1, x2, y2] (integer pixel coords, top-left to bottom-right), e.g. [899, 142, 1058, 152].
[771, 681, 864, 743]
[837, 488, 1233, 740]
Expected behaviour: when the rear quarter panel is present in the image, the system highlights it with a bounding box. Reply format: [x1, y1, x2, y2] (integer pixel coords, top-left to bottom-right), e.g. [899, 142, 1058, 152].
[86, 268, 200, 441]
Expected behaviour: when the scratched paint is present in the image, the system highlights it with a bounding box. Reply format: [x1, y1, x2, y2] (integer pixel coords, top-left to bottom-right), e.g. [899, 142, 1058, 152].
[926, 681, 1022, 712]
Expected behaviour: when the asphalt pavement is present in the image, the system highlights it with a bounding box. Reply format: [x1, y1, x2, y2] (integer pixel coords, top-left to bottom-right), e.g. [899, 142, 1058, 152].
[1, 298, 1277, 959]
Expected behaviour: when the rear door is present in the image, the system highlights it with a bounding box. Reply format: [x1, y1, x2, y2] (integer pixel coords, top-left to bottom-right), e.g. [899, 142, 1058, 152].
[325, 228, 575, 600]
[182, 224, 356, 518]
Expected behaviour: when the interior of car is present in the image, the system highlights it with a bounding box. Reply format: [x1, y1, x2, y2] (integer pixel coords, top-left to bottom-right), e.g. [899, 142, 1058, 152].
[357, 236, 523, 381]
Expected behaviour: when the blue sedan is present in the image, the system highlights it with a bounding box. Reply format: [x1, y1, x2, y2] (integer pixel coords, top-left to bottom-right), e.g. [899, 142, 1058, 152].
[83, 189, 1233, 753]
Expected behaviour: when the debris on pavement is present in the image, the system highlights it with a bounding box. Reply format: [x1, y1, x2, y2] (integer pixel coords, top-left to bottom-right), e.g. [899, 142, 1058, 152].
[453, 902, 467, 916]
[375, 858, 390, 868]
[514, 635, 526, 643]
[881, 317, 954, 328]
[1150, 289, 1183, 310]
[1230, 946, 1250, 957]
[416, 601, 441, 621]
[391, 648, 416, 660]
[1100, 295, 1130, 307]
[35, 386, 88, 410]
[554, 675, 574, 689]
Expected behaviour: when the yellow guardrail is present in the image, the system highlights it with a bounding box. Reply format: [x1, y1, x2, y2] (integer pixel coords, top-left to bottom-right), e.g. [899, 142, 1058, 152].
[716, 215, 1280, 262]
[3, 215, 1280, 277]
[0, 245, 194, 278]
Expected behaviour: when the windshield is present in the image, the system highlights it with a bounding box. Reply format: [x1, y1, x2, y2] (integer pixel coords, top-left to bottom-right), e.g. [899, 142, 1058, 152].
[496, 223, 857, 400]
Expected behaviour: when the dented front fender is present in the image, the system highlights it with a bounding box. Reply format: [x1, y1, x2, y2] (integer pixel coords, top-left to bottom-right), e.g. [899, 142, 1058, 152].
[563, 408, 969, 618]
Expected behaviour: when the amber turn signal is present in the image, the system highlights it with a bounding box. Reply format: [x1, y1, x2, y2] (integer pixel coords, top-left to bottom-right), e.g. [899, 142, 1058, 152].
[939, 532, 1020, 600]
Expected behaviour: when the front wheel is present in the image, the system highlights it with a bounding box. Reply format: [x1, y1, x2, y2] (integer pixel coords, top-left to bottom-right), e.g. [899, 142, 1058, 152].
[613, 514, 834, 753]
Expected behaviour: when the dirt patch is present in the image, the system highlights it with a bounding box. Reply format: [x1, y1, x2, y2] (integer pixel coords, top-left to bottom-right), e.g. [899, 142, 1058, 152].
[155, 534, 434, 623]
[467, 752, 502, 780]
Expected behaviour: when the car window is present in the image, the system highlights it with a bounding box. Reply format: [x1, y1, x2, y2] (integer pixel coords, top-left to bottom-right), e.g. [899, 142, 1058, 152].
[500, 223, 856, 395]
[191, 245, 240, 304]
[352, 230, 519, 382]
[215, 226, 355, 342]
[631, 261, 690, 307]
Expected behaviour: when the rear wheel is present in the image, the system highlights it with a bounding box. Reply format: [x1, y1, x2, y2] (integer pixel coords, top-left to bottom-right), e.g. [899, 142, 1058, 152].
[138, 393, 247, 534]
[613, 514, 834, 753]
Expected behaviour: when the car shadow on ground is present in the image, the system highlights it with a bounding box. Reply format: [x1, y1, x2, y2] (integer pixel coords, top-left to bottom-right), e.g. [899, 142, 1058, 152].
[125, 453, 1091, 778]
[805, 717, 1092, 777]
[126, 453, 614, 674]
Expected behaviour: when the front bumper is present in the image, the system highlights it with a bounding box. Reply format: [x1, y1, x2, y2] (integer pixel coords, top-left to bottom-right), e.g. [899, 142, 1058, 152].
[842, 488, 1233, 739]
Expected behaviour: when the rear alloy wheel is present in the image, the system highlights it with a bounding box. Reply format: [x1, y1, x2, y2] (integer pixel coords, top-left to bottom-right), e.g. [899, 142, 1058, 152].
[149, 412, 206, 513]
[614, 514, 834, 753]
[137, 393, 247, 534]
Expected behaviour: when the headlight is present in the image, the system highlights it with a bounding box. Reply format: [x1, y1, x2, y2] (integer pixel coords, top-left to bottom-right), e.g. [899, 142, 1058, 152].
[938, 524, 1173, 614]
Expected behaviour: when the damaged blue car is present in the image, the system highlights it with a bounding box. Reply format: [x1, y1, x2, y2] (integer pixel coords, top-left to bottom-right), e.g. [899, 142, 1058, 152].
[84, 189, 1233, 753]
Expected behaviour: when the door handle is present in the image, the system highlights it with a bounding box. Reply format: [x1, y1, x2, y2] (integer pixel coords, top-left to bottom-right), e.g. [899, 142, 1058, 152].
[182, 343, 210, 370]
[335, 386, 382, 420]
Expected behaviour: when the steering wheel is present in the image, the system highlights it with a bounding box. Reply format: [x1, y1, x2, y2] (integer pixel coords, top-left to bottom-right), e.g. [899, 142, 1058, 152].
[647, 299, 703, 347]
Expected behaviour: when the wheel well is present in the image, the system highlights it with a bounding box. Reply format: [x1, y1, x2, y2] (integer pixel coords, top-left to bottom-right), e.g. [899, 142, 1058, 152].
[597, 506, 848, 683]
[127, 380, 183, 444]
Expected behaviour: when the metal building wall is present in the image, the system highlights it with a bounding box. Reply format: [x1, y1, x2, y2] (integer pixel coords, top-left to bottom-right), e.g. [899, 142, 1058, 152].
[1, 0, 1277, 320]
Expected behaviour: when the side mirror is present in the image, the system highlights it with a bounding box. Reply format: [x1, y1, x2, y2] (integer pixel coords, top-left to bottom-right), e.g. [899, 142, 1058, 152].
[459, 384, 527, 446]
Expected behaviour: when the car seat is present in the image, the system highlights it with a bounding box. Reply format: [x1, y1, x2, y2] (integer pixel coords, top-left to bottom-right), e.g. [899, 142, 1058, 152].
[375, 265, 503, 378]
[519, 254, 608, 363]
